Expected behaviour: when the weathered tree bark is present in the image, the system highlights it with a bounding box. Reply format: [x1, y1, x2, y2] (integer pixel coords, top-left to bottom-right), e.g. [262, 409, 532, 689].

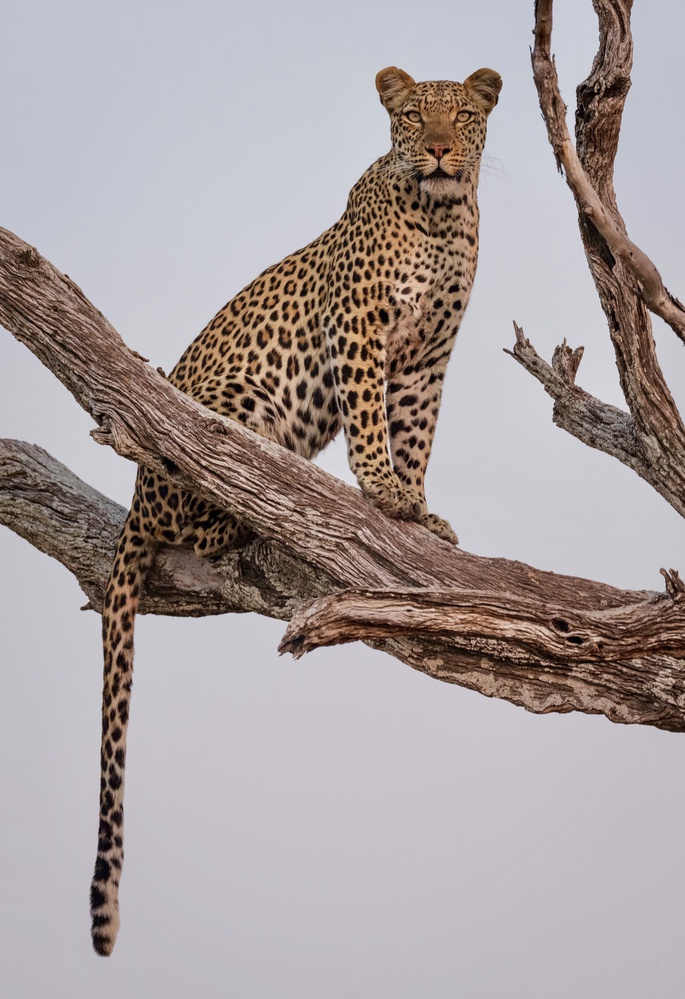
[509, 0, 685, 517]
[281, 575, 685, 663]
[3, 432, 685, 731]
[2, 0, 685, 732]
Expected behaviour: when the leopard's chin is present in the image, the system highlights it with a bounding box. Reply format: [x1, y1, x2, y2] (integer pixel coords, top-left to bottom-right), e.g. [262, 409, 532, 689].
[419, 169, 464, 198]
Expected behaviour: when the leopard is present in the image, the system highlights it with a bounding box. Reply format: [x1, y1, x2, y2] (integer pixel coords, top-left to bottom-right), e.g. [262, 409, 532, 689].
[89, 64, 502, 955]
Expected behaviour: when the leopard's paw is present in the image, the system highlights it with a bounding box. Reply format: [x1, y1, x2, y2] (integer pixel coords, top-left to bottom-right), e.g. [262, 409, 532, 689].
[419, 512, 459, 545]
[360, 475, 420, 520]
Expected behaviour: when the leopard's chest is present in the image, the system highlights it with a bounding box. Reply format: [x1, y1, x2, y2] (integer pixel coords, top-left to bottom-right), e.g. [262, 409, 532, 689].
[385, 219, 474, 364]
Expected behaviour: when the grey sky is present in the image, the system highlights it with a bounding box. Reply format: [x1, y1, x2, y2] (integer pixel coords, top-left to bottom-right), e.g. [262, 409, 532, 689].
[2, 1, 684, 996]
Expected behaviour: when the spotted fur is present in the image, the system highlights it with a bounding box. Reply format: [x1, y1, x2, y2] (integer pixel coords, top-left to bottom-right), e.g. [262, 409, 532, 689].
[90, 65, 502, 955]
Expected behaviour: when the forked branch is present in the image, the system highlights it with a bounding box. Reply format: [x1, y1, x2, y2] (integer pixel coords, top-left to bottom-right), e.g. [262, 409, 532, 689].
[533, 0, 685, 343]
[512, 0, 685, 514]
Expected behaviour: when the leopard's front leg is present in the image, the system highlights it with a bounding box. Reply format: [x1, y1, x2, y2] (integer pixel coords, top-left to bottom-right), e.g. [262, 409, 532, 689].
[386, 358, 458, 544]
[325, 312, 419, 521]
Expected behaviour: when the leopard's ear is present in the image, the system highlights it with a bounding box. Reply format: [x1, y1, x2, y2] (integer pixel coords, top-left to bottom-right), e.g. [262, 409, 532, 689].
[376, 67, 416, 113]
[462, 68, 502, 115]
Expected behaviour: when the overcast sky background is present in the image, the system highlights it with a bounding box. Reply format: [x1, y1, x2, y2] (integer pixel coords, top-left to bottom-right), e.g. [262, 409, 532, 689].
[2, 1, 685, 996]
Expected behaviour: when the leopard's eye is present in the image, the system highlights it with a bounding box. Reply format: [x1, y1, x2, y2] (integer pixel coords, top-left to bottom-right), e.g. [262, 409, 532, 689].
[404, 110, 422, 124]
[456, 110, 474, 124]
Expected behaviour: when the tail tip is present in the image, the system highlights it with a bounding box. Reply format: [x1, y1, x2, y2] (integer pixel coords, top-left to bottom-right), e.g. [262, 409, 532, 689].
[91, 930, 117, 957]
[90, 883, 120, 956]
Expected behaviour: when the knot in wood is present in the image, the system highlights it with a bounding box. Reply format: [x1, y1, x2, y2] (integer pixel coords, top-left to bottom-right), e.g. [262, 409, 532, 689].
[90, 415, 113, 446]
[161, 457, 179, 477]
[18, 246, 40, 269]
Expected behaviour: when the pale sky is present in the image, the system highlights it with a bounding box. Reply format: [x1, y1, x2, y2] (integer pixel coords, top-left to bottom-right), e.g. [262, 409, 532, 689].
[2, 1, 685, 997]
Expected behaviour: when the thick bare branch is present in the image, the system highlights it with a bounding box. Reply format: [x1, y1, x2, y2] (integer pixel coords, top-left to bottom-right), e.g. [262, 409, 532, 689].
[281, 584, 685, 662]
[3, 227, 685, 731]
[525, 0, 685, 515]
[0, 439, 309, 620]
[0, 227, 646, 605]
[3, 437, 685, 732]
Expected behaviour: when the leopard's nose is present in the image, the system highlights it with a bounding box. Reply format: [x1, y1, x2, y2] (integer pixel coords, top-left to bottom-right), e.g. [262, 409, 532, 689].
[426, 143, 451, 159]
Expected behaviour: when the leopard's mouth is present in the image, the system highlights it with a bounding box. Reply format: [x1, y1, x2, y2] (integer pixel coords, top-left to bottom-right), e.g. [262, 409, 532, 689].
[421, 167, 463, 183]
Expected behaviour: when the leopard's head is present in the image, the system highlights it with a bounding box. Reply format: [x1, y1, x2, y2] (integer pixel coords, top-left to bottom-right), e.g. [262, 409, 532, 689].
[376, 67, 502, 198]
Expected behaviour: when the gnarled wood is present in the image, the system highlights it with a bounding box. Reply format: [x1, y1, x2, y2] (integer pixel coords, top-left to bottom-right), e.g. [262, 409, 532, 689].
[3, 437, 685, 732]
[516, 0, 685, 515]
[281, 581, 685, 662]
[505, 324, 681, 509]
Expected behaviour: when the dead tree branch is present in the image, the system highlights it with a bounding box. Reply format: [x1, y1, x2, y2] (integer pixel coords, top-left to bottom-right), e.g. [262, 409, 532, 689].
[281, 580, 685, 662]
[2, 228, 685, 731]
[509, 0, 685, 513]
[0, 439, 302, 620]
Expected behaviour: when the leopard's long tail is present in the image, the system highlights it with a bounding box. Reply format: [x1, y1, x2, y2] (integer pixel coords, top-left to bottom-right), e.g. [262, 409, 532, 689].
[90, 510, 154, 956]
